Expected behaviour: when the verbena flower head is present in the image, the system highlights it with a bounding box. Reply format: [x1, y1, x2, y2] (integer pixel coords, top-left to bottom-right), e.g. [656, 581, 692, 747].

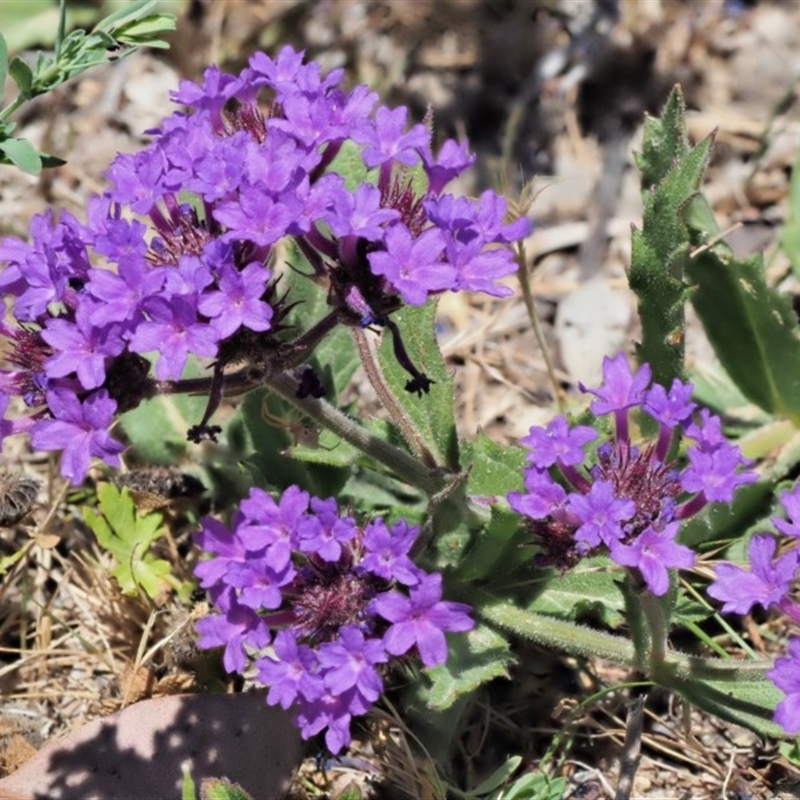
[194, 485, 473, 753]
[707, 482, 800, 736]
[0, 46, 529, 483]
[508, 354, 756, 595]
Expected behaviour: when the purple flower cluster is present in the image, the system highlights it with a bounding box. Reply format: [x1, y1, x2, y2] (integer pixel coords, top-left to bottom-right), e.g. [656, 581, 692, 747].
[707, 483, 800, 734]
[508, 354, 757, 596]
[193, 485, 473, 753]
[0, 46, 529, 484]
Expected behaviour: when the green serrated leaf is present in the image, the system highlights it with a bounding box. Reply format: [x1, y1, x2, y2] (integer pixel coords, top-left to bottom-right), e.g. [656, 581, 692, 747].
[377, 303, 459, 469]
[464, 434, 525, 497]
[0, 135, 41, 174]
[457, 504, 528, 583]
[630, 87, 713, 388]
[526, 560, 625, 627]
[424, 623, 513, 711]
[634, 86, 691, 187]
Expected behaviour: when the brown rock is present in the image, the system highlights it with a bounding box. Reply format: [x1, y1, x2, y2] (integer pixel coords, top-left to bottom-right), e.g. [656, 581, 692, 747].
[0, 691, 303, 800]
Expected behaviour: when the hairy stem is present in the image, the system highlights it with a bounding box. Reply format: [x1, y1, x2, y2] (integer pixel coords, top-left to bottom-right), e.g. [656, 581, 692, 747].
[264, 370, 447, 496]
[352, 327, 439, 469]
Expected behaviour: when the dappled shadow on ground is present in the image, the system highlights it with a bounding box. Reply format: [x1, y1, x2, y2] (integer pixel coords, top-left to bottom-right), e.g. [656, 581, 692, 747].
[0, 691, 303, 800]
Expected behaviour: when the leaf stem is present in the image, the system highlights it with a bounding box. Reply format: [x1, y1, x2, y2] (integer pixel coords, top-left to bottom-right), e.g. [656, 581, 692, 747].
[264, 370, 447, 496]
[352, 327, 439, 469]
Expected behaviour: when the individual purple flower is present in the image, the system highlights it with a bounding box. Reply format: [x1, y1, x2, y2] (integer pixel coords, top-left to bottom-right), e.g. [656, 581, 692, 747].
[195, 587, 271, 674]
[129, 295, 218, 380]
[767, 637, 800, 735]
[295, 496, 356, 562]
[213, 182, 298, 247]
[680, 442, 757, 504]
[326, 184, 400, 240]
[41, 314, 124, 390]
[508, 468, 567, 520]
[30, 389, 124, 483]
[295, 686, 370, 755]
[521, 416, 597, 469]
[421, 140, 475, 195]
[609, 522, 695, 596]
[237, 485, 309, 571]
[373, 573, 474, 667]
[359, 518, 421, 585]
[581, 353, 651, 429]
[198, 262, 273, 339]
[353, 105, 429, 168]
[643, 379, 696, 429]
[317, 626, 387, 701]
[368, 225, 455, 306]
[224, 556, 293, 610]
[568, 480, 635, 550]
[194, 513, 249, 589]
[257, 630, 323, 710]
[708, 534, 798, 615]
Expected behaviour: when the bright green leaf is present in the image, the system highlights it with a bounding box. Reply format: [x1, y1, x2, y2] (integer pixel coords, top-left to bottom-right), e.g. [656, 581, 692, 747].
[84, 483, 184, 600]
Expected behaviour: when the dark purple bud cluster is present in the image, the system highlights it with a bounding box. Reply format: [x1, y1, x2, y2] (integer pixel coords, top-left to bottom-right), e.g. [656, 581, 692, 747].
[508, 354, 757, 595]
[194, 485, 473, 753]
[0, 46, 530, 483]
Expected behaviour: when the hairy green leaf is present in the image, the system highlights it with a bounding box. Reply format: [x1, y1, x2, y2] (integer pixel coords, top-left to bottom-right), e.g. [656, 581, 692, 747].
[377, 303, 459, 470]
[686, 244, 800, 422]
[424, 623, 513, 711]
[629, 85, 711, 388]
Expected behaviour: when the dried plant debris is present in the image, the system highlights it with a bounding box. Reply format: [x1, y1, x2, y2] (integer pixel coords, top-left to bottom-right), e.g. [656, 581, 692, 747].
[113, 467, 206, 515]
[0, 472, 39, 527]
